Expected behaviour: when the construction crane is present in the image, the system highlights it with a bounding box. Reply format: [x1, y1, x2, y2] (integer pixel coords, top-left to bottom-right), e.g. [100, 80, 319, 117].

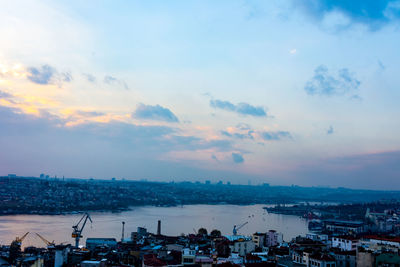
[9, 232, 29, 263]
[232, 222, 248, 236]
[35, 233, 55, 248]
[14, 232, 29, 245]
[71, 213, 92, 248]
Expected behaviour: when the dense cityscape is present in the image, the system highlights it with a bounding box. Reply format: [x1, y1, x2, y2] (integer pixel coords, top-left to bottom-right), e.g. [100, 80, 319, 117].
[2, 175, 400, 216]
[1, 176, 400, 266]
[1, 204, 400, 266]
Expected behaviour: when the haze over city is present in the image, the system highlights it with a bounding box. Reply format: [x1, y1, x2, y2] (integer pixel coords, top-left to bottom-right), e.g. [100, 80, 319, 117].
[1, 0, 400, 189]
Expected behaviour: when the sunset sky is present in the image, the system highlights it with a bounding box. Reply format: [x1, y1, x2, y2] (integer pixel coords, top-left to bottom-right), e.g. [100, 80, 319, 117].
[1, 0, 400, 189]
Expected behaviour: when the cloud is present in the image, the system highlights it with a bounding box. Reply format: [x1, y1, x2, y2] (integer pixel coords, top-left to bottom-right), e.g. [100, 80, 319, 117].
[236, 123, 252, 130]
[232, 153, 244, 164]
[221, 130, 254, 140]
[304, 65, 360, 96]
[133, 103, 179, 123]
[211, 154, 219, 162]
[221, 124, 255, 140]
[236, 103, 267, 117]
[0, 104, 239, 181]
[104, 75, 117, 84]
[327, 125, 334, 135]
[167, 137, 233, 152]
[62, 72, 72, 82]
[26, 64, 72, 86]
[261, 131, 292, 141]
[83, 73, 96, 83]
[104, 75, 129, 89]
[210, 99, 267, 117]
[0, 90, 13, 101]
[27, 65, 56, 85]
[295, 0, 400, 30]
[75, 110, 105, 117]
[210, 99, 236, 111]
[221, 131, 232, 137]
[221, 124, 291, 143]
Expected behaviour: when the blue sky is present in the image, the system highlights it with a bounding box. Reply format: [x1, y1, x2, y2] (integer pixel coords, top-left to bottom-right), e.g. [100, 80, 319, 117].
[0, 0, 400, 189]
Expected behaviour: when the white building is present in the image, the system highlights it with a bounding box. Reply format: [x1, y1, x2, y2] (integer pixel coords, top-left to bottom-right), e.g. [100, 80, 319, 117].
[54, 245, 70, 267]
[266, 230, 283, 247]
[182, 248, 196, 265]
[307, 233, 329, 243]
[252, 233, 265, 248]
[229, 237, 256, 257]
[332, 236, 358, 251]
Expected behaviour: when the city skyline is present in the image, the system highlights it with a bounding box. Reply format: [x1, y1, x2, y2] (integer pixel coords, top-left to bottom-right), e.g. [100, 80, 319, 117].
[1, 1, 400, 189]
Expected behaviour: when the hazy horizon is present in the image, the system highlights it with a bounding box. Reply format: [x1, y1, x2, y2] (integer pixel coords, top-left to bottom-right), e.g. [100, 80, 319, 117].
[1, 1, 400, 190]
[3, 174, 400, 192]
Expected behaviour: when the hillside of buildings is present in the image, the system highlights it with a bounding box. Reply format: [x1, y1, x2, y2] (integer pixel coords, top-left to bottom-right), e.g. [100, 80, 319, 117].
[1, 176, 400, 215]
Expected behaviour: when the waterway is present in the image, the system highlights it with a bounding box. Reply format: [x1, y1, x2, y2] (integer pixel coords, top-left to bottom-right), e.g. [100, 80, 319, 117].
[0, 204, 309, 248]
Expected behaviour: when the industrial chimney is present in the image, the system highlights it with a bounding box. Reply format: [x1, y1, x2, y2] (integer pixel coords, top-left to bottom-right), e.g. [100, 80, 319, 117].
[121, 221, 125, 241]
[157, 220, 161, 235]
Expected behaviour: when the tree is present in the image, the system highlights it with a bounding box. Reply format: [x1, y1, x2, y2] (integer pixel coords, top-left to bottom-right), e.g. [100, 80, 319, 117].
[210, 229, 221, 237]
[198, 228, 208, 236]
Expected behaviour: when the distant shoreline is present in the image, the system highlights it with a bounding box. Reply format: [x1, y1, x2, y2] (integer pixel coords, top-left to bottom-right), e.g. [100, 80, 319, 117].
[2, 175, 400, 217]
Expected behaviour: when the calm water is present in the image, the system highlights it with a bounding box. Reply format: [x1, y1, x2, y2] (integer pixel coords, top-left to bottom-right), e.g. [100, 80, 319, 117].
[0, 204, 308, 248]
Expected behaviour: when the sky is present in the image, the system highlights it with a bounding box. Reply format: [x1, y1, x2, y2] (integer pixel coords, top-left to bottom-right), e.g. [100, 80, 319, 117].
[0, 0, 400, 189]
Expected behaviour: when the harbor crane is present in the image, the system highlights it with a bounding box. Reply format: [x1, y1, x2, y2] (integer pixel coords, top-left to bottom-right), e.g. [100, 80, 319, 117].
[11, 232, 29, 247]
[35, 233, 55, 248]
[233, 222, 248, 236]
[71, 213, 92, 248]
[9, 232, 29, 263]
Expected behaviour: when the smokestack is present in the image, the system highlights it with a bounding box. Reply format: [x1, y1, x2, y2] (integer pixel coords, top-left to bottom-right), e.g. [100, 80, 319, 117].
[157, 220, 161, 235]
[121, 221, 125, 242]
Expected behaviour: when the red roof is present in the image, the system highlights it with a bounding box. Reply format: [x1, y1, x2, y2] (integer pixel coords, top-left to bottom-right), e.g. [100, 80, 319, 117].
[245, 254, 262, 261]
[310, 253, 335, 262]
[364, 235, 400, 243]
[143, 254, 166, 267]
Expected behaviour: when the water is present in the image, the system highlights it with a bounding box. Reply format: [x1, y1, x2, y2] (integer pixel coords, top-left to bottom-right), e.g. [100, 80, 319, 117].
[0, 204, 308, 248]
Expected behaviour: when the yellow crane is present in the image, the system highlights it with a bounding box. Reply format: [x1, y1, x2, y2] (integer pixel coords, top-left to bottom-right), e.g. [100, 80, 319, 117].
[9, 232, 29, 263]
[35, 233, 55, 248]
[14, 232, 29, 245]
